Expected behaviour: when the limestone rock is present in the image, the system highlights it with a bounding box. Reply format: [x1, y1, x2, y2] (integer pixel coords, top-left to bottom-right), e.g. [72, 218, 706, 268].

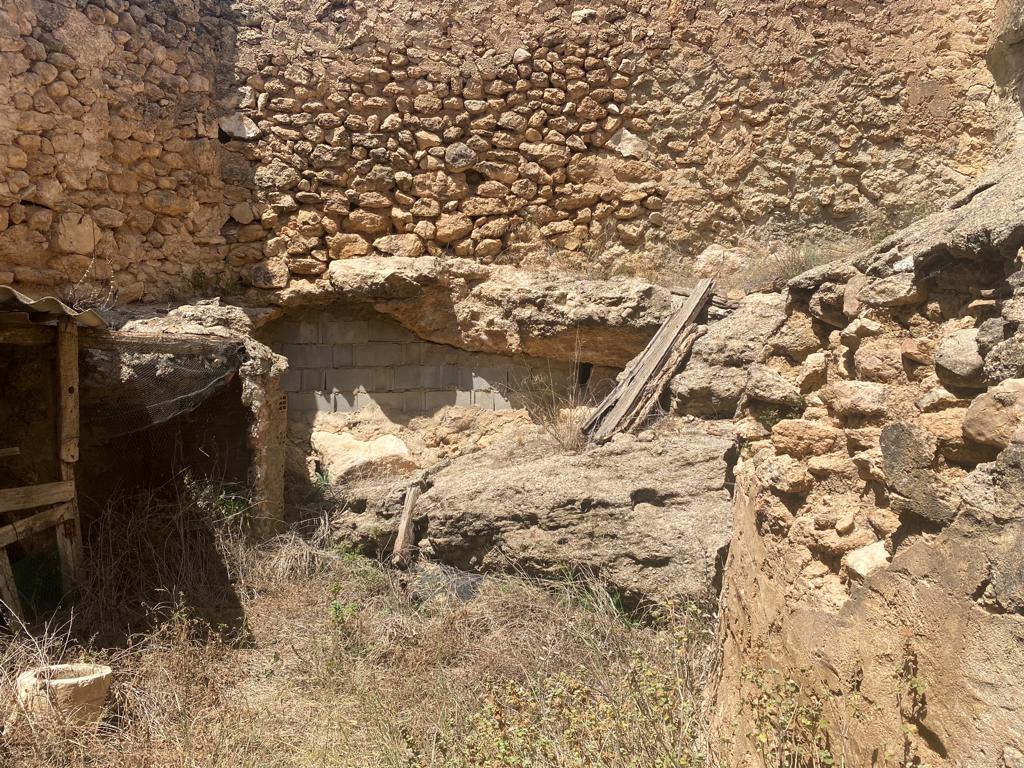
[936, 328, 987, 388]
[880, 421, 956, 523]
[746, 364, 803, 408]
[328, 233, 372, 259]
[420, 430, 735, 602]
[857, 273, 925, 307]
[310, 431, 418, 483]
[842, 540, 890, 582]
[963, 379, 1024, 449]
[51, 211, 99, 255]
[218, 113, 261, 140]
[444, 143, 477, 172]
[435, 213, 473, 243]
[771, 419, 843, 457]
[374, 234, 425, 258]
[606, 128, 649, 159]
[820, 380, 888, 418]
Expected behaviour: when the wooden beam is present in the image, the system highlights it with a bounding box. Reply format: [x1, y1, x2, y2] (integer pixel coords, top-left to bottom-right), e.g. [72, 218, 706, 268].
[584, 279, 714, 443]
[80, 329, 241, 354]
[0, 503, 73, 549]
[0, 481, 75, 515]
[0, 324, 55, 346]
[0, 447, 20, 459]
[0, 550, 23, 619]
[391, 484, 422, 569]
[56, 318, 83, 591]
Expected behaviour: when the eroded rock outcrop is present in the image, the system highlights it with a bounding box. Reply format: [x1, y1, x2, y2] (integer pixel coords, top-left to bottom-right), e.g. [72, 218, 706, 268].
[418, 426, 735, 603]
[711, 149, 1024, 765]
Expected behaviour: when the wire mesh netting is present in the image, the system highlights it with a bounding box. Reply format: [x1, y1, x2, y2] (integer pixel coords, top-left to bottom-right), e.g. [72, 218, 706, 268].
[80, 340, 247, 440]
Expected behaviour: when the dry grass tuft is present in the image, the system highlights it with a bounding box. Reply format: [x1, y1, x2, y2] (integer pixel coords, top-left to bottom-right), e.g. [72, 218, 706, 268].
[0, 481, 719, 767]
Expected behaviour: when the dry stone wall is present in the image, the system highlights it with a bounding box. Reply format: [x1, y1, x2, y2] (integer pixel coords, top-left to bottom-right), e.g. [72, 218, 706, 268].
[0, 0, 249, 303]
[0, 0, 1009, 305]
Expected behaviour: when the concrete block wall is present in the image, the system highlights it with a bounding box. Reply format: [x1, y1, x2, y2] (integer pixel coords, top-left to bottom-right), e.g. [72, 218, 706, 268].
[268, 310, 590, 420]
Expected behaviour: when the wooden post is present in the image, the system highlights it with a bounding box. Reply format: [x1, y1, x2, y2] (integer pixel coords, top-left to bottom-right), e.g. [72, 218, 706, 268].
[391, 484, 422, 569]
[0, 551, 23, 618]
[55, 319, 83, 594]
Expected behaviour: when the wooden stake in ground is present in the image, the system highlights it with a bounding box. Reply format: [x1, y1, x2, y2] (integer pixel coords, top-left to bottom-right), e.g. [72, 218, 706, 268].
[391, 484, 422, 569]
[56, 318, 84, 593]
[583, 278, 714, 443]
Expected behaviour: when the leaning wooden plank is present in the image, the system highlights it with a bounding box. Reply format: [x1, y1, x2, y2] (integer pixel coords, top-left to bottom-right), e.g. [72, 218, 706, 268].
[624, 325, 703, 434]
[391, 484, 423, 569]
[57, 319, 84, 590]
[584, 279, 714, 442]
[0, 549, 23, 618]
[0, 481, 75, 515]
[0, 503, 73, 549]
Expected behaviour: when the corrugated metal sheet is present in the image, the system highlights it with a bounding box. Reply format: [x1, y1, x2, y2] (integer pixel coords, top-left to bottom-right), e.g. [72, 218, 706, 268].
[0, 285, 106, 328]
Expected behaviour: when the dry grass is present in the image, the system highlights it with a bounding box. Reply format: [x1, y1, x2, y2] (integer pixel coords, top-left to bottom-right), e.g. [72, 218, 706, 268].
[0, 482, 719, 768]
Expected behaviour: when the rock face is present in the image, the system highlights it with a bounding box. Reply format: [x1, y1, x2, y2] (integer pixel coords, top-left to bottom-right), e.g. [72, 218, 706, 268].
[712, 147, 1024, 765]
[418, 429, 736, 603]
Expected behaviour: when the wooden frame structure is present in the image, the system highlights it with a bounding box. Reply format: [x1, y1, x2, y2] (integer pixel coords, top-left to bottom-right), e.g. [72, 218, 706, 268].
[0, 316, 86, 618]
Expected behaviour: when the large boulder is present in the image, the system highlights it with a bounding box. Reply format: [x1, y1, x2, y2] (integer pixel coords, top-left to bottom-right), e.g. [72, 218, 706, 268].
[419, 429, 736, 603]
[963, 378, 1024, 449]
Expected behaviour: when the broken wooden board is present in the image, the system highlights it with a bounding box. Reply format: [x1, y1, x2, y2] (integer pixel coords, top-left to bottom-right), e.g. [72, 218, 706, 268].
[391, 484, 422, 569]
[583, 278, 714, 443]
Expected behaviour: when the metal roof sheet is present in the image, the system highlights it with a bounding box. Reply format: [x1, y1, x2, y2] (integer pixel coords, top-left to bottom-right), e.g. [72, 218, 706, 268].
[0, 285, 107, 328]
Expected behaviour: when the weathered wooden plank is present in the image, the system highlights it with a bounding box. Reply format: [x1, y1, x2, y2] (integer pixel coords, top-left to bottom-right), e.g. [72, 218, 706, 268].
[584, 279, 714, 442]
[0, 447, 20, 458]
[0, 324, 55, 346]
[0, 503, 73, 549]
[391, 484, 423, 569]
[56, 318, 83, 590]
[0, 549, 23, 618]
[0, 481, 75, 515]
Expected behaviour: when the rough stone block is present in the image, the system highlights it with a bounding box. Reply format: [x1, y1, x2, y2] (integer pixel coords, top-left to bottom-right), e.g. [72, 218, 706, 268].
[333, 344, 354, 367]
[354, 342, 404, 367]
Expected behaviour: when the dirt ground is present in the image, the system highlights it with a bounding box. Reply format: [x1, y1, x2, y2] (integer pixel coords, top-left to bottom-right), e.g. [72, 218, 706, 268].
[0, 482, 717, 768]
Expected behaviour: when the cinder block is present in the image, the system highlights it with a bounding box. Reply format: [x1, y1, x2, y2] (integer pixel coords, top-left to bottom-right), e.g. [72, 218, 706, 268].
[288, 392, 332, 413]
[420, 365, 441, 389]
[281, 368, 302, 392]
[301, 368, 324, 391]
[394, 365, 422, 389]
[421, 343, 459, 365]
[472, 390, 496, 410]
[441, 364, 473, 390]
[493, 389, 513, 410]
[425, 390, 457, 412]
[372, 367, 394, 391]
[334, 390, 356, 412]
[472, 368, 506, 392]
[320, 317, 369, 344]
[354, 342, 404, 367]
[403, 391, 425, 413]
[454, 389, 473, 407]
[367, 318, 415, 342]
[333, 344, 354, 367]
[402, 342, 424, 365]
[367, 391, 404, 412]
[277, 320, 320, 345]
[326, 368, 366, 392]
[282, 343, 333, 369]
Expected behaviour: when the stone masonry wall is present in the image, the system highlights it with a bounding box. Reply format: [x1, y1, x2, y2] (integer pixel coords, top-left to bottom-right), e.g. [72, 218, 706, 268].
[0, 0, 1008, 304]
[0, 0, 257, 303]
[265, 308, 614, 428]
